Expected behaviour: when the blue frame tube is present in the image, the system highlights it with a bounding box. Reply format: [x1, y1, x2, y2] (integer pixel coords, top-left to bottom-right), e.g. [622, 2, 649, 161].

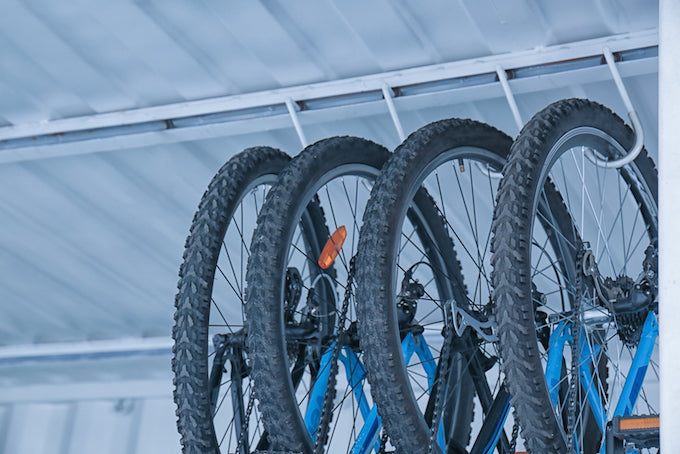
[546, 321, 571, 407]
[613, 311, 658, 417]
[339, 347, 371, 418]
[305, 343, 336, 438]
[598, 312, 658, 454]
[414, 333, 437, 389]
[484, 399, 511, 454]
[545, 312, 658, 454]
[578, 332, 606, 433]
[307, 333, 445, 453]
[351, 406, 381, 454]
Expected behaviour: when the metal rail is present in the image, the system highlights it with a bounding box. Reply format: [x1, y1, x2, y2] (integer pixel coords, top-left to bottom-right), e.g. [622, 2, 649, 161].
[0, 30, 658, 163]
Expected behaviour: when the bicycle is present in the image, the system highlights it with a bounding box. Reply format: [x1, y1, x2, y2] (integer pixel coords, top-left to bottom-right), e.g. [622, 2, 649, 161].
[173, 147, 291, 453]
[244, 136, 390, 454]
[355, 118, 519, 453]
[491, 99, 658, 453]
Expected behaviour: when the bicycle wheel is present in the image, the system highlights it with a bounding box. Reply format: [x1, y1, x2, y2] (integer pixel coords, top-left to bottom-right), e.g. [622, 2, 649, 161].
[173, 147, 293, 454]
[355, 119, 514, 454]
[491, 99, 658, 453]
[245, 136, 395, 454]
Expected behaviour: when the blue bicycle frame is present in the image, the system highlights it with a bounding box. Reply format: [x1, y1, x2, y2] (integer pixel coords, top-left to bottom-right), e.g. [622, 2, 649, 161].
[304, 332, 438, 454]
[304, 329, 517, 454]
[544, 311, 658, 453]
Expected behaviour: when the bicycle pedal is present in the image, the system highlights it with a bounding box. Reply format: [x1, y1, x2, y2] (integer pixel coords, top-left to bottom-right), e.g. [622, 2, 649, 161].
[605, 414, 659, 453]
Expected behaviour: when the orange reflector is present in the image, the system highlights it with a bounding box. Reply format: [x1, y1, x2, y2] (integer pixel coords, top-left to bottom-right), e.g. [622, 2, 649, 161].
[318, 225, 347, 269]
[618, 416, 659, 431]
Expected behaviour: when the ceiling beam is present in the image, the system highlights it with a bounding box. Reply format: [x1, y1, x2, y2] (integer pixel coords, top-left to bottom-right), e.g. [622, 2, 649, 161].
[0, 337, 172, 365]
[0, 29, 658, 163]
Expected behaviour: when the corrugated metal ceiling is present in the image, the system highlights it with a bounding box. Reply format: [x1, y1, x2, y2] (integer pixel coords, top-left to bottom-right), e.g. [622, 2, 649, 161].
[0, 0, 658, 125]
[0, 0, 658, 350]
[0, 2, 661, 452]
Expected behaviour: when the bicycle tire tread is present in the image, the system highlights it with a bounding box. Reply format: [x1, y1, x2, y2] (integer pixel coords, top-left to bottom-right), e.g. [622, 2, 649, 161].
[491, 98, 657, 453]
[246, 136, 390, 453]
[357, 118, 512, 453]
[173, 146, 290, 454]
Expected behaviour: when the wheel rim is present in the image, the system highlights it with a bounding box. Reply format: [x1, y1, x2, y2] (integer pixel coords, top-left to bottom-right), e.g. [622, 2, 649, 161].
[208, 175, 275, 453]
[284, 165, 381, 453]
[529, 129, 658, 452]
[245, 140, 392, 454]
[388, 148, 517, 453]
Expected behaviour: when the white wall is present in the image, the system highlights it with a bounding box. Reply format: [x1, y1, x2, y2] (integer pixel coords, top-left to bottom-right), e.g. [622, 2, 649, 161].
[659, 0, 680, 451]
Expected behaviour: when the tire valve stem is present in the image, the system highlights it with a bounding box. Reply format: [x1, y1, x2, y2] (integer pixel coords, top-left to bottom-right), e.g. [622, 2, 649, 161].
[458, 158, 465, 172]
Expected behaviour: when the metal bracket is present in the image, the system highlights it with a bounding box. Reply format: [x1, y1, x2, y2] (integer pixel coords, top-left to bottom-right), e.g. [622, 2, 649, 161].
[451, 301, 498, 343]
[381, 82, 406, 142]
[383, 79, 504, 178]
[585, 47, 645, 168]
[285, 97, 308, 148]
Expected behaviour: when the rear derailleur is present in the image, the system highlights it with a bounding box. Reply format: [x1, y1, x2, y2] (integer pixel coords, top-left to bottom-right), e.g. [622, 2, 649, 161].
[580, 240, 658, 345]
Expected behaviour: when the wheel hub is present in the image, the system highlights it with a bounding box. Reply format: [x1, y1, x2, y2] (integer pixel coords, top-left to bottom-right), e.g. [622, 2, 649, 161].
[580, 241, 657, 345]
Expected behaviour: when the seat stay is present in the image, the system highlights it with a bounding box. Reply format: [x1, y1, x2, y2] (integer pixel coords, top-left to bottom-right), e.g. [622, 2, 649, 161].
[577, 330, 606, 434]
[338, 347, 371, 418]
[305, 343, 336, 439]
[613, 311, 658, 418]
[545, 320, 572, 407]
[413, 333, 438, 389]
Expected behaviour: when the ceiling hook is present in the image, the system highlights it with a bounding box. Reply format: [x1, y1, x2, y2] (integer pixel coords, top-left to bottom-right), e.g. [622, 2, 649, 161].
[381, 82, 406, 142]
[285, 98, 308, 148]
[584, 47, 644, 168]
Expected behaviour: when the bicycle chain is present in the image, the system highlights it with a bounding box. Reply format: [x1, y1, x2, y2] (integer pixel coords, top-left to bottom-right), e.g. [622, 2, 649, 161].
[235, 388, 256, 454]
[313, 256, 356, 454]
[567, 249, 585, 453]
[509, 407, 519, 453]
[427, 316, 455, 454]
[378, 430, 389, 453]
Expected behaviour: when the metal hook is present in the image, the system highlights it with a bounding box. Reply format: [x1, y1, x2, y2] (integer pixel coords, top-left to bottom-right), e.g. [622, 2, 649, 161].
[476, 162, 503, 179]
[584, 47, 644, 168]
[496, 65, 524, 131]
[285, 98, 308, 148]
[466, 65, 523, 180]
[381, 82, 406, 142]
